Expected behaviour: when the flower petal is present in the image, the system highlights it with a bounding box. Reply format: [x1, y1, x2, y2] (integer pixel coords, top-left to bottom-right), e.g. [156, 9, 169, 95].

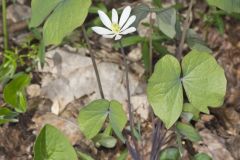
[115, 34, 122, 40]
[119, 6, 131, 27]
[103, 34, 115, 39]
[121, 15, 136, 31]
[98, 10, 112, 29]
[92, 27, 113, 35]
[120, 27, 136, 35]
[112, 9, 118, 24]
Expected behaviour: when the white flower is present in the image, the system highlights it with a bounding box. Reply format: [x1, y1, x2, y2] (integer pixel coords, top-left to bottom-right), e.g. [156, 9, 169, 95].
[92, 6, 137, 40]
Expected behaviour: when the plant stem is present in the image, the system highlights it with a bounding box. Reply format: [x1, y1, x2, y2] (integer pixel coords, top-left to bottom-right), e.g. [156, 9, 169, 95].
[149, 12, 154, 76]
[119, 41, 141, 160]
[2, 0, 8, 51]
[82, 26, 105, 99]
[176, 0, 194, 60]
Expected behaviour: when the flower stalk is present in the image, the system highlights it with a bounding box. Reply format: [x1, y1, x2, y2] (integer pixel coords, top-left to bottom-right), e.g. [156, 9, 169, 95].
[119, 41, 141, 160]
[2, 0, 8, 51]
[82, 25, 105, 99]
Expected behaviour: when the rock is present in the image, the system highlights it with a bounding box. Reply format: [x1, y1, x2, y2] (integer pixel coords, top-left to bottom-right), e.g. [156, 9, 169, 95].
[128, 47, 142, 62]
[27, 84, 41, 98]
[32, 112, 86, 145]
[131, 94, 149, 120]
[17, 0, 27, 5]
[39, 48, 141, 115]
[193, 129, 235, 160]
[7, 4, 31, 23]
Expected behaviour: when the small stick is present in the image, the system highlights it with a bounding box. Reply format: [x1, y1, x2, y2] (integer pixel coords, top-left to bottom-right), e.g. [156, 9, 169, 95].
[176, 0, 194, 60]
[119, 41, 141, 160]
[2, 0, 8, 51]
[82, 26, 105, 99]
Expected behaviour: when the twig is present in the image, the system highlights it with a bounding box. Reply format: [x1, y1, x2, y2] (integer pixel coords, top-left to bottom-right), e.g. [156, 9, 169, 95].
[176, 0, 194, 60]
[2, 0, 8, 51]
[82, 26, 105, 99]
[119, 41, 141, 160]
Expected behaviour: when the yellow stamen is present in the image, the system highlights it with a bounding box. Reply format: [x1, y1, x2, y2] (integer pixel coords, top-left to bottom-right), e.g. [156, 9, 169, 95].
[111, 23, 120, 33]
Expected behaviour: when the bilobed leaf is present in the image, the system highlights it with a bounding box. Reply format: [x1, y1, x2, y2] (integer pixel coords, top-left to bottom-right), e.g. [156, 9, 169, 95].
[109, 100, 127, 142]
[182, 50, 227, 112]
[30, 0, 91, 45]
[78, 99, 109, 139]
[78, 99, 127, 141]
[147, 50, 226, 129]
[29, 0, 62, 27]
[147, 55, 183, 129]
[207, 0, 240, 13]
[156, 8, 177, 38]
[194, 153, 212, 160]
[34, 124, 77, 160]
[3, 73, 31, 113]
[187, 29, 212, 53]
[159, 147, 181, 160]
[132, 4, 150, 27]
[43, 0, 91, 45]
[176, 122, 202, 142]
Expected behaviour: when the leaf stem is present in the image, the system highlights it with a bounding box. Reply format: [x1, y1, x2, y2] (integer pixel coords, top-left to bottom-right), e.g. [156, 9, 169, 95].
[82, 26, 105, 99]
[2, 0, 8, 51]
[149, 11, 154, 76]
[176, 0, 194, 60]
[119, 41, 141, 160]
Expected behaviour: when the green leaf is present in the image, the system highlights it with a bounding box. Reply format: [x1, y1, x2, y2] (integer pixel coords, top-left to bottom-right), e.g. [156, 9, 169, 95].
[159, 147, 180, 160]
[0, 50, 17, 82]
[117, 149, 128, 160]
[113, 36, 144, 49]
[142, 40, 150, 71]
[207, 0, 240, 13]
[76, 151, 94, 160]
[92, 134, 117, 148]
[147, 55, 183, 129]
[181, 112, 194, 122]
[30, 0, 91, 45]
[187, 29, 212, 53]
[0, 108, 18, 124]
[29, 0, 62, 27]
[182, 50, 227, 112]
[109, 100, 127, 142]
[183, 103, 200, 121]
[38, 40, 45, 68]
[194, 153, 212, 160]
[153, 0, 162, 8]
[78, 99, 127, 141]
[176, 122, 202, 142]
[78, 99, 109, 139]
[156, 8, 177, 38]
[3, 73, 31, 113]
[34, 124, 78, 160]
[132, 4, 150, 27]
[77, 151, 94, 160]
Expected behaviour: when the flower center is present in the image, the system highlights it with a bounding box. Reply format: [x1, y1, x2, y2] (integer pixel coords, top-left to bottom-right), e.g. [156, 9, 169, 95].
[111, 23, 120, 33]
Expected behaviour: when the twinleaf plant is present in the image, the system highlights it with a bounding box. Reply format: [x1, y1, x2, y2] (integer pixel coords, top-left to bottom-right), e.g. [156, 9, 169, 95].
[29, 0, 91, 45]
[147, 50, 226, 128]
[28, 0, 231, 159]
